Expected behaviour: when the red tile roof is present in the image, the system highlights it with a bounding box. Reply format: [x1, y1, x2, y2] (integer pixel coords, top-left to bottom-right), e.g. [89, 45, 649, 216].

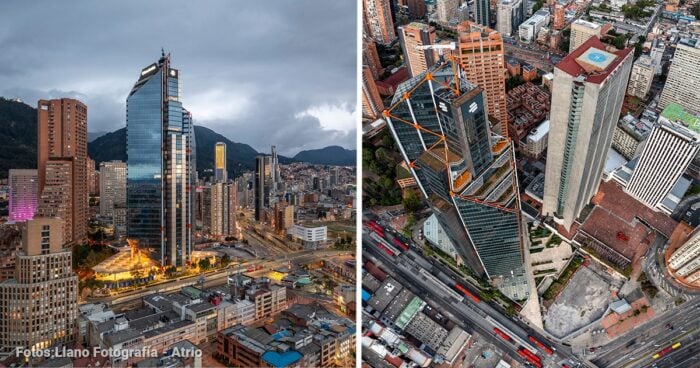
[555, 37, 632, 84]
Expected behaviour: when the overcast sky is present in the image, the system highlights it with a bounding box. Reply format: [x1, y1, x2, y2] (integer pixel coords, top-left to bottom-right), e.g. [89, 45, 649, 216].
[0, 1, 357, 155]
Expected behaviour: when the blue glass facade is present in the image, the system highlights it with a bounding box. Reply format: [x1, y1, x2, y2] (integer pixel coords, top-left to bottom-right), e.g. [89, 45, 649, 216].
[127, 55, 193, 267]
[388, 62, 527, 297]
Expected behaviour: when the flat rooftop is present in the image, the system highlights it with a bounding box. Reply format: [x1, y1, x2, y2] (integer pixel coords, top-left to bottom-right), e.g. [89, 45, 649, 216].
[557, 37, 632, 84]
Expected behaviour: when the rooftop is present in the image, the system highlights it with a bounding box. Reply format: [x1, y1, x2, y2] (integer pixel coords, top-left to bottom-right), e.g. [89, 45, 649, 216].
[660, 103, 700, 133]
[556, 37, 632, 84]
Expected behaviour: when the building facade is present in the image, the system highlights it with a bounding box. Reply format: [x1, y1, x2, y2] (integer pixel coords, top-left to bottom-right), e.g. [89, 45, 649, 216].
[456, 21, 509, 137]
[364, 0, 396, 45]
[215, 142, 228, 182]
[518, 10, 550, 43]
[625, 117, 699, 213]
[435, 0, 460, 24]
[626, 55, 655, 99]
[385, 62, 528, 300]
[37, 98, 88, 245]
[362, 66, 385, 119]
[658, 43, 700, 115]
[0, 218, 78, 358]
[474, 0, 491, 26]
[496, 0, 524, 37]
[126, 53, 195, 267]
[543, 38, 633, 230]
[569, 20, 602, 53]
[99, 160, 127, 220]
[669, 227, 700, 286]
[398, 22, 438, 78]
[8, 169, 38, 223]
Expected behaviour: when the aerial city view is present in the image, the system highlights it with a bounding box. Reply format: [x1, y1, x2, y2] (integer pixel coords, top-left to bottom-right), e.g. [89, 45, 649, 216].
[362, 0, 699, 367]
[0, 1, 357, 367]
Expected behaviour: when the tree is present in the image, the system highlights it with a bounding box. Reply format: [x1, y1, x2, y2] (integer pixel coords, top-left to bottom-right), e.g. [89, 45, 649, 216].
[694, 3, 700, 18]
[403, 189, 421, 213]
[532, 0, 544, 12]
[198, 258, 212, 271]
[221, 254, 231, 268]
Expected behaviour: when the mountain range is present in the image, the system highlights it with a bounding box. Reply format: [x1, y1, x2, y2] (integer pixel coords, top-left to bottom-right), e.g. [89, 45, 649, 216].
[0, 97, 355, 179]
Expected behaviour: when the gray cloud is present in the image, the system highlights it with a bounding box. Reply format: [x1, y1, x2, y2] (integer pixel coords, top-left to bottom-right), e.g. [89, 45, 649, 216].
[0, 0, 357, 155]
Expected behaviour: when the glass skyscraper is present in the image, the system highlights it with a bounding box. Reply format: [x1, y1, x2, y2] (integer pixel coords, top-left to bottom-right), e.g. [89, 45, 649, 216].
[127, 52, 195, 267]
[386, 62, 529, 300]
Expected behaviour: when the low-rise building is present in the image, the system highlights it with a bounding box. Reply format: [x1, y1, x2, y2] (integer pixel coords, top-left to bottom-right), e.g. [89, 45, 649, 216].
[521, 119, 550, 158]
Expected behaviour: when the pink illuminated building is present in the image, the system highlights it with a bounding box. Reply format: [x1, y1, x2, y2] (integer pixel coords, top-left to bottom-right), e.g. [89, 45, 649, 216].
[8, 169, 38, 222]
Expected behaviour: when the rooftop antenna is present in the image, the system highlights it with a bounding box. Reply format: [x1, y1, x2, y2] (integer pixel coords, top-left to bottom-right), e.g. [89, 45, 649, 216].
[161, 47, 165, 58]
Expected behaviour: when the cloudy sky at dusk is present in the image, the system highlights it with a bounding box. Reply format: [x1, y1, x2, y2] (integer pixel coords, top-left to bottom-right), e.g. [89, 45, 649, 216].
[0, 1, 356, 155]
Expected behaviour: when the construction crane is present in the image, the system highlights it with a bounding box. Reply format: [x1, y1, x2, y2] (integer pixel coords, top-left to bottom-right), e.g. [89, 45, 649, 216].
[414, 41, 456, 57]
[414, 42, 460, 95]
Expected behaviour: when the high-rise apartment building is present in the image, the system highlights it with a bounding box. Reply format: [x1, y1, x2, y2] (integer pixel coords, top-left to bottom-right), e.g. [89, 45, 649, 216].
[37, 98, 88, 246]
[203, 182, 238, 239]
[399, 22, 438, 78]
[626, 55, 655, 99]
[385, 62, 528, 300]
[543, 38, 633, 230]
[36, 160, 73, 243]
[364, 0, 396, 45]
[496, 0, 524, 37]
[435, 0, 460, 24]
[569, 19, 602, 53]
[474, 0, 491, 27]
[668, 227, 700, 286]
[126, 52, 195, 267]
[87, 157, 99, 196]
[363, 35, 384, 80]
[362, 66, 385, 119]
[99, 160, 127, 220]
[659, 43, 700, 115]
[456, 22, 509, 137]
[270, 145, 280, 192]
[0, 218, 78, 357]
[8, 169, 38, 223]
[215, 142, 228, 183]
[553, 4, 565, 30]
[625, 117, 700, 214]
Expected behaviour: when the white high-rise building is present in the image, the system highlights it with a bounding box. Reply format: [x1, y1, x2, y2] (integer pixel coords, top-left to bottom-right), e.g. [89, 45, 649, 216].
[668, 228, 700, 285]
[543, 37, 633, 230]
[659, 43, 700, 115]
[569, 19, 602, 53]
[625, 117, 700, 213]
[8, 169, 38, 223]
[626, 55, 655, 99]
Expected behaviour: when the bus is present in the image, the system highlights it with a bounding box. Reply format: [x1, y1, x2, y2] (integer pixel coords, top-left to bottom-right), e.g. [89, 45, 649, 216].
[454, 283, 481, 303]
[528, 336, 554, 355]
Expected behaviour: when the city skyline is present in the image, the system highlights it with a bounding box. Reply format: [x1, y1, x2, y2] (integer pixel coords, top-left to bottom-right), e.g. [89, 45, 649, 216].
[0, 1, 357, 156]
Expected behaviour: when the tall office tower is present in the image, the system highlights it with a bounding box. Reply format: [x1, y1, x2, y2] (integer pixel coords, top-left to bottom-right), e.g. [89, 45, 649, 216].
[649, 42, 665, 75]
[0, 218, 78, 356]
[543, 38, 633, 230]
[364, 0, 396, 45]
[456, 22, 509, 137]
[496, 0, 524, 37]
[255, 155, 267, 221]
[8, 169, 38, 222]
[569, 19, 602, 53]
[37, 98, 88, 245]
[99, 160, 127, 218]
[474, 0, 491, 26]
[214, 142, 227, 182]
[271, 145, 280, 191]
[87, 157, 98, 196]
[126, 52, 194, 267]
[362, 66, 385, 119]
[659, 43, 700, 115]
[436, 0, 460, 24]
[330, 167, 339, 187]
[363, 35, 384, 79]
[626, 55, 655, 99]
[625, 117, 700, 213]
[553, 4, 565, 30]
[399, 22, 438, 78]
[406, 0, 427, 17]
[668, 227, 700, 286]
[385, 62, 528, 300]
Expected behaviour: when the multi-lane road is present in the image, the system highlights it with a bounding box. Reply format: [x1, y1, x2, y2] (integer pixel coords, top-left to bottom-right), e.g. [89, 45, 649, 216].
[363, 224, 585, 368]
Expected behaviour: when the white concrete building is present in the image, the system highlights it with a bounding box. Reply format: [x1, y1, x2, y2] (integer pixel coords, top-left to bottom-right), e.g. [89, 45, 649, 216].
[497, 0, 524, 37]
[290, 224, 327, 248]
[521, 120, 549, 158]
[518, 10, 550, 43]
[569, 19, 602, 53]
[659, 43, 700, 115]
[625, 117, 700, 214]
[543, 38, 633, 231]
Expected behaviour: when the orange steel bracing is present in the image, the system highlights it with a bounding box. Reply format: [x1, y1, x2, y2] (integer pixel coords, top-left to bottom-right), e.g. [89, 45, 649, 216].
[386, 60, 519, 215]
